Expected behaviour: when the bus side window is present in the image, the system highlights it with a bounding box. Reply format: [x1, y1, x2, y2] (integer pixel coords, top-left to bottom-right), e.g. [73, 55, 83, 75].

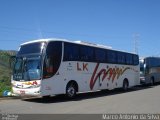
[64, 43, 79, 61]
[43, 42, 62, 78]
[117, 52, 125, 64]
[133, 55, 139, 65]
[106, 50, 117, 63]
[126, 54, 133, 65]
[95, 49, 105, 62]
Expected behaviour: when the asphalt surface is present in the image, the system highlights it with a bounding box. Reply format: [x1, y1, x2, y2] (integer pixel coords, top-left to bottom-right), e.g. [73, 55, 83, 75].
[0, 83, 160, 114]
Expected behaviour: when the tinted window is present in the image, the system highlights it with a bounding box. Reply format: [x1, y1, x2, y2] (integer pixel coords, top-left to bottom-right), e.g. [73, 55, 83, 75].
[126, 54, 133, 65]
[63, 42, 139, 65]
[63, 43, 79, 61]
[87, 47, 94, 61]
[80, 46, 94, 61]
[146, 58, 160, 67]
[43, 42, 62, 78]
[95, 49, 105, 62]
[18, 42, 44, 55]
[106, 50, 117, 63]
[133, 55, 139, 65]
[117, 52, 125, 64]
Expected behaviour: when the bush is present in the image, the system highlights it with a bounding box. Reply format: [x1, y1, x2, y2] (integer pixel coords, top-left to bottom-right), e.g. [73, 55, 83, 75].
[0, 76, 11, 97]
[0, 50, 16, 97]
[0, 84, 11, 97]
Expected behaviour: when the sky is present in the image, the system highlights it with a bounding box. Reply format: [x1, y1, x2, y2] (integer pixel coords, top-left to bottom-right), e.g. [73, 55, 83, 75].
[0, 0, 160, 57]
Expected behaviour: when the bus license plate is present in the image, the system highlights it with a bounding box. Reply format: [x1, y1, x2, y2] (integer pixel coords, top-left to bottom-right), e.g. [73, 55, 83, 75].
[20, 90, 25, 95]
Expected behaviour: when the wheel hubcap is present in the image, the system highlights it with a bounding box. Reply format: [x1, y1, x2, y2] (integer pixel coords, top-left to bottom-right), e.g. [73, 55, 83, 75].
[67, 87, 75, 97]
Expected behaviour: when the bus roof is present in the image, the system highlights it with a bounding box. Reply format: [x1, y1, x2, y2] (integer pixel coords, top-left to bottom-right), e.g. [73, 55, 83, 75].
[21, 38, 66, 45]
[140, 56, 160, 60]
[21, 38, 137, 55]
[21, 38, 112, 49]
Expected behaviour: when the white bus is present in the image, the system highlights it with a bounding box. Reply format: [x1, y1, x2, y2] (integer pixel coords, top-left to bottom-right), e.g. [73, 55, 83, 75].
[140, 57, 160, 85]
[11, 38, 140, 98]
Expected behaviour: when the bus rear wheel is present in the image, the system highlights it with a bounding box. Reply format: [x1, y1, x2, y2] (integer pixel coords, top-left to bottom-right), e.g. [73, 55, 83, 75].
[150, 77, 154, 86]
[123, 79, 129, 91]
[66, 82, 77, 99]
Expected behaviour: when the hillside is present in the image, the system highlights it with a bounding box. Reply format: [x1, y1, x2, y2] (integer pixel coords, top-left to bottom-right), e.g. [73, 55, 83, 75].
[0, 50, 16, 96]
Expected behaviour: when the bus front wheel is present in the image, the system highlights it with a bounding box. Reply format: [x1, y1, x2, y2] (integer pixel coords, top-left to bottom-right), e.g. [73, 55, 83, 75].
[66, 82, 77, 99]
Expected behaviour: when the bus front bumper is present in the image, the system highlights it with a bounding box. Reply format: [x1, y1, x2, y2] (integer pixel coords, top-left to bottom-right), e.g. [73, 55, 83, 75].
[12, 87, 41, 97]
[140, 77, 146, 84]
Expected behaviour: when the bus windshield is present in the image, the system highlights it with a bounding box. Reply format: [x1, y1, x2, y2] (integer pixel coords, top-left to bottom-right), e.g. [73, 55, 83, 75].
[13, 56, 41, 81]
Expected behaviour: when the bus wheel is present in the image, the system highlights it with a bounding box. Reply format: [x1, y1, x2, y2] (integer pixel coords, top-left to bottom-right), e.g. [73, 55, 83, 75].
[66, 82, 76, 99]
[150, 77, 154, 86]
[123, 79, 129, 91]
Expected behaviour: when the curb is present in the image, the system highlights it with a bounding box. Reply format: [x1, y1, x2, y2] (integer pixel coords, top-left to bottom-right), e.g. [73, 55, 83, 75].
[0, 96, 21, 100]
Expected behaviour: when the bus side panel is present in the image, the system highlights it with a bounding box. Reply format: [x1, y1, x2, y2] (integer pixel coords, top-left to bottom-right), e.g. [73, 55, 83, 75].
[41, 76, 66, 96]
[41, 62, 140, 96]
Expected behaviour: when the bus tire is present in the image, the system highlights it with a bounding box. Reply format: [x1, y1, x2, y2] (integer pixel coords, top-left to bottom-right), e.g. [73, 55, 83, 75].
[66, 82, 77, 99]
[150, 77, 154, 86]
[42, 95, 50, 99]
[123, 79, 129, 91]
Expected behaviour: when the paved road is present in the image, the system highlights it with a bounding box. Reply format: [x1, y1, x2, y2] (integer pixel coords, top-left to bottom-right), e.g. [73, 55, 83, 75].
[0, 84, 160, 114]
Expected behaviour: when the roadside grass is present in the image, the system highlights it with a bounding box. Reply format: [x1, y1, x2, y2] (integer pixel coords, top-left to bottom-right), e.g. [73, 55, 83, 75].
[0, 65, 12, 97]
[0, 51, 15, 97]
